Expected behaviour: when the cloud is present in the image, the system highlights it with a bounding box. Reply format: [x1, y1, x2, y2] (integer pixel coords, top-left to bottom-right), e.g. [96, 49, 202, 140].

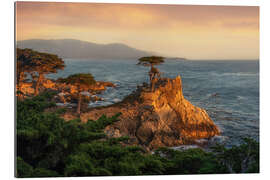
[15, 2, 259, 59]
[16, 2, 259, 30]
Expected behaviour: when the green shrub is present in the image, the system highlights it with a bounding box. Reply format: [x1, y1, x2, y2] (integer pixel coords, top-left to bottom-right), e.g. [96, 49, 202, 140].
[16, 93, 259, 177]
[211, 137, 259, 173]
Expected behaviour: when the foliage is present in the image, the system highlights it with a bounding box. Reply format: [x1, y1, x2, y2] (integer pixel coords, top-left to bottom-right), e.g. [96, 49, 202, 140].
[138, 56, 165, 66]
[16, 48, 65, 95]
[154, 147, 226, 174]
[16, 93, 259, 177]
[16, 48, 65, 75]
[211, 137, 259, 173]
[57, 73, 96, 89]
[57, 73, 97, 113]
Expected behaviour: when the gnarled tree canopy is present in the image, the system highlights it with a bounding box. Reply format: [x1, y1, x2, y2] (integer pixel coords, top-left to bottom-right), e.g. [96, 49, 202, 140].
[58, 73, 96, 90]
[16, 48, 65, 95]
[17, 48, 65, 74]
[19, 48, 65, 74]
[138, 56, 164, 66]
[57, 73, 96, 114]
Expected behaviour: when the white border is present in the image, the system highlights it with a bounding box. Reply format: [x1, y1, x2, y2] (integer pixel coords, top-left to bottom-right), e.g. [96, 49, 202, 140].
[1, 0, 269, 180]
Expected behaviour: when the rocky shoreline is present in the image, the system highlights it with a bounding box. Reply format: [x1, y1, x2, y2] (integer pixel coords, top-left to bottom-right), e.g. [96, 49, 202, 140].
[19, 75, 220, 151]
[19, 77, 115, 103]
[61, 75, 220, 150]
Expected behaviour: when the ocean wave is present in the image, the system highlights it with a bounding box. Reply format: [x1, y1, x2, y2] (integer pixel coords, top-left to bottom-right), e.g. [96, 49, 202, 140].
[213, 72, 258, 77]
[112, 98, 121, 103]
[89, 101, 113, 107]
[236, 96, 246, 100]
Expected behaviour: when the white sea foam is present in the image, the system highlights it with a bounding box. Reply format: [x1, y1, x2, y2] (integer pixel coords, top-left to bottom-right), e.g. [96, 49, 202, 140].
[171, 145, 201, 151]
[113, 98, 121, 103]
[236, 96, 246, 100]
[209, 135, 229, 145]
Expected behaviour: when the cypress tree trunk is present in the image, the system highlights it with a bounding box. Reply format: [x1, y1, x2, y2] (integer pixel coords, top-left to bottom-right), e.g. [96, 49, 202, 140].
[151, 78, 155, 92]
[150, 64, 154, 91]
[34, 73, 43, 96]
[17, 72, 25, 99]
[17, 72, 24, 92]
[77, 92, 82, 114]
[149, 64, 154, 91]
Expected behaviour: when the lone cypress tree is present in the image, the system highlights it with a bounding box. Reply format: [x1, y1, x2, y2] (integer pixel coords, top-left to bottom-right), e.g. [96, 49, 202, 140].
[138, 56, 164, 91]
[58, 73, 96, 114]
[17, 48, 65, 95]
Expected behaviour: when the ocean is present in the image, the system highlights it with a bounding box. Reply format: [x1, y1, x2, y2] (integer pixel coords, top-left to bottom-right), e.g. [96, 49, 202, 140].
[47, 59, 259, 147]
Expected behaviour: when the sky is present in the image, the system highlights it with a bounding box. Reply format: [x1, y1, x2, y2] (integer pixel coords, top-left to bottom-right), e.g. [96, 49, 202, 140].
[16, 2, 259, 60]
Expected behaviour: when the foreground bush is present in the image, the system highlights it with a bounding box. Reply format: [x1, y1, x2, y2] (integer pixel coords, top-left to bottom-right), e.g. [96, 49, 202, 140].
[16, 93, 259, 177]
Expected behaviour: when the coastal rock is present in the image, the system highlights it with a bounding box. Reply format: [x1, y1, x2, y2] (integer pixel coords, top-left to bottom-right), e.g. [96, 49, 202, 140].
[76, 75, 220, 150]
[64, 81, 116, 94]
[18, 79, 115, 100]
[18, 82, 35, 95]
[42, 79, 57, 90]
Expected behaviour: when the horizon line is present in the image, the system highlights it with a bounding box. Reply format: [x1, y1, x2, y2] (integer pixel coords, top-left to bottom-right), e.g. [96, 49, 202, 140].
[16, 38, 259, 60]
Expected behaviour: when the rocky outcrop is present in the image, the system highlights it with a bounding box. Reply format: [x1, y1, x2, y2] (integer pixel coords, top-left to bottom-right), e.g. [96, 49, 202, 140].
[18, 82, 35, 95]
[76, 76, 220, 150]
[17, 79, 115, 102]
[41, 79, 115, 94]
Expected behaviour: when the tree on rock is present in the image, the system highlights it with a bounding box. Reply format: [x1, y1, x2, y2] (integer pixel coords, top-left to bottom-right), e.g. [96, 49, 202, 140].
[138, 56, 164, 91]
[58, 73, 96, 114]
[17, 48, 65, 95]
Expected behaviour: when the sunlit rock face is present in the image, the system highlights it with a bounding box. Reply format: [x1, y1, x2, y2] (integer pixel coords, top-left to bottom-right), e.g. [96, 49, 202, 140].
[77, 76, 220, 150]
[18, 82, 35, 95]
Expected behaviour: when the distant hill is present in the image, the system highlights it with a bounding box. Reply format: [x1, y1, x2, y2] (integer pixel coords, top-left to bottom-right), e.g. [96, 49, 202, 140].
[16, 39, 154, 60]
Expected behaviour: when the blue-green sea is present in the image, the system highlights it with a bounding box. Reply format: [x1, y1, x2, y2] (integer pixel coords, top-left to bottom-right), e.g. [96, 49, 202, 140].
[48, 59, 259, 146]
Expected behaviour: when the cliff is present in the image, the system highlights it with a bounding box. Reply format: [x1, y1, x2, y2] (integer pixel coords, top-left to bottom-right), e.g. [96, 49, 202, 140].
[73, 76, 220, 150]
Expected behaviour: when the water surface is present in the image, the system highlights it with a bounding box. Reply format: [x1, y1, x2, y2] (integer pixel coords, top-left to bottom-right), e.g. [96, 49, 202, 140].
[48, 59, 259, 146]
